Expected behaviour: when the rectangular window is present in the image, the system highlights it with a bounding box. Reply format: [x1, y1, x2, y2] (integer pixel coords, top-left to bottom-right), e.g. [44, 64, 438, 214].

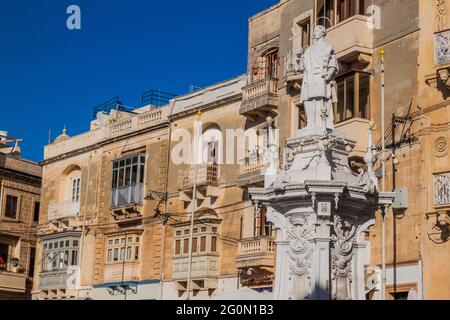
[183, 239, 189, 254]
[200, 236, 207, 252]
[126, 247, 132, 260]
[111, 154, 146, 207]
[335, 71, 370, 123]
[192, 237, 198, 253]
[120, 247, 125, 261]
[29, 247, 36, 278]
[134, 247, 139, 260]
[72, 178, 81, 203]
[300, 20, 311, 50]
[5, 195, 18, 219]
[73, 240, 79, 247]
[211, 237, 217, 252]
[175, 240, 181, 255]
[33, 201, 40, 223]
[71, 250, 78, 266]
[113, 248, 119, 262]
[107, 249, 112, 262]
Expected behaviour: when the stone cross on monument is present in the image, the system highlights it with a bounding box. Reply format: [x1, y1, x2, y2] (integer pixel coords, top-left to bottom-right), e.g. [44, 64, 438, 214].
[250, 25, 395, 300]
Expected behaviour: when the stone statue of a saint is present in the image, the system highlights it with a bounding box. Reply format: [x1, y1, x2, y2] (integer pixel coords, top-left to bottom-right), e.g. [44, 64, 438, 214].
[297, 25, 339, 129]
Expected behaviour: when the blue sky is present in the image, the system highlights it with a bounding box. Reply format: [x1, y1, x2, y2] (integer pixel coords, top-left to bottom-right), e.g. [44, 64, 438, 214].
[0, 0, 278, 161]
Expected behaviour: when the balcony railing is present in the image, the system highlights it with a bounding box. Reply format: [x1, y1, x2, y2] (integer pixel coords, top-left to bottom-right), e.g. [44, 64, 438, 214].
[0, 272, 27, 293]
[110, 183, 143, 208]
[236, 237, 275, 268]
[39, 267, 78, 290]
[178, 164, 219, 190]
[239, 78, 279, 117]
[172, 254, 219, 280]
[239, 158, 269, 176]
[238, 157, 269, 187]
[48, 200, 80, 221]
[103, 261, 140, 283]
[243, 77, 278, 101]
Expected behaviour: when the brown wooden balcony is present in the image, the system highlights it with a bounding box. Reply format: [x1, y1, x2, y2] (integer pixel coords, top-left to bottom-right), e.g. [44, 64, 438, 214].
[239, 78, 278, 119]
[237, 158, 268, 187]
[236, 237, 275, 269]
[178, 163, 219, 191]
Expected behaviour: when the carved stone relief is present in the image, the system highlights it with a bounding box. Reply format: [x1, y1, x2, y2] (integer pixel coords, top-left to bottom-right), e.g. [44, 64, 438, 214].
[434, 136, 448, 157]
[287, 213, 315, 300]
[437, 0, 448, 32]
[331, 215, 356, 300]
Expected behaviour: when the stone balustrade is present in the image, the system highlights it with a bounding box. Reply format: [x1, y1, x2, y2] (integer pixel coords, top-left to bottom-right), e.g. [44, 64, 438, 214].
[178, 163, 219, 190]
[237, 237, 275, 257]
[48, 200, 80, 221]
[44, 107, 168, 160]
[243, 77, 278, 101]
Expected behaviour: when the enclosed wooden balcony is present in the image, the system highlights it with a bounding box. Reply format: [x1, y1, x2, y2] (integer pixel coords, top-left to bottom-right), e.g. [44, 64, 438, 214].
[173, 254, 219, 291]
[239, 78, 279, 119]
[325, 15, 373, 63]
[236, 237, 275, 269]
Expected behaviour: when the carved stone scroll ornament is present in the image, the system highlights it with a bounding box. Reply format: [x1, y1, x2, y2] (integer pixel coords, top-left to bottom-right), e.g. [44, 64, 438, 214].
[331, 215, 356, 300]
[437, 0, 448, 32]
[287, 213, 315, 299]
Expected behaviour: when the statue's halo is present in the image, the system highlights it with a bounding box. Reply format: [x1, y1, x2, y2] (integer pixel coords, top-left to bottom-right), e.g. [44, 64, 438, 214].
[315, 16, 333, 29]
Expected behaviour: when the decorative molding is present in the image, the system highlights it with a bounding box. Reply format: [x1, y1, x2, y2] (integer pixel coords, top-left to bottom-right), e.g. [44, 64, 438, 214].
[436, 0, 448, 32]
[434, 135, 448, 157]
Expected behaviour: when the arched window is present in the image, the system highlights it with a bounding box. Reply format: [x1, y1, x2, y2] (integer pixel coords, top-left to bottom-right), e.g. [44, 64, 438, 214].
[252, 48, 279, 82]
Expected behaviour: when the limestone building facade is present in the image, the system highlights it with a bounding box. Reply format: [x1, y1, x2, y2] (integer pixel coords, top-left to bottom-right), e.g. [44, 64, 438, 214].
[33, 0, 450, 300]
[0, 131, 41, 299]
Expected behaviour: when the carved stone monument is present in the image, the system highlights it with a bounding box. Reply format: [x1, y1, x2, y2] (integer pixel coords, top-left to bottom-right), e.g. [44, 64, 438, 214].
[253, 25, 395, 300]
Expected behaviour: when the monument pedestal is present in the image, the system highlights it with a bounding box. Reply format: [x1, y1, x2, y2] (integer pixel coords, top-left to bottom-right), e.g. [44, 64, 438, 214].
[251, 128, 394, 300]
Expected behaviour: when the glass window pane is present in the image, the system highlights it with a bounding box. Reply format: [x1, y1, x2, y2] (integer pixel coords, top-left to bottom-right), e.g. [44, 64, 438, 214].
[135, 247, 139, 260]
[192, 238, 198, 253]
[127, 237, 132, 243]
[65, 240, 70, 247]
[5, 195, 18, 219]
[126, 158, 132, 166]
[121, 238, 126, 244]
[112, 170, 118, 189]
[359, 74, 370, 119]
[211, 237, 217, 252]
[175, 240, 181, 255]
[125, 166, 131, 186]
[132, 156, 138, 164]
[71, 250, 78, 266]
[346, 76, 355, 120]
[119, 160, 125, 168]
[131, 165, 138, 184]
[113, 248, 118, 261]
[200, 236, 206, 252]
[107, 249, 112, 262]
[183, 239, 189, 254]
[120, 248, 125, 260]
[73, 240, 79, 247]
[139, 164, 145, 183]
[126, 247, 132, 260]
[108, 240, 113, 246]
[115, 239, 119, 245]
[113, 162, 118, 169]
[118, 168, 125, 186]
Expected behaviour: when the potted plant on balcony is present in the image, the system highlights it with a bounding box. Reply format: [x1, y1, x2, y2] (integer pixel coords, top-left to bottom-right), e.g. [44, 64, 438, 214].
[0, 256, 6, 272]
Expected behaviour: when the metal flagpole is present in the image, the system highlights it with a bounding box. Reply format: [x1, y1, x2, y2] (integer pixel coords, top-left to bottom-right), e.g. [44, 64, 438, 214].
[187, 111, 201, 300]
[380, 47, 387, 300]
[77, 153, 92, 300]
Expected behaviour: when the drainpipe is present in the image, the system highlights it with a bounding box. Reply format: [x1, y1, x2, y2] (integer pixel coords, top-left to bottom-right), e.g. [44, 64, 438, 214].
[77, 153, 92, 300]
